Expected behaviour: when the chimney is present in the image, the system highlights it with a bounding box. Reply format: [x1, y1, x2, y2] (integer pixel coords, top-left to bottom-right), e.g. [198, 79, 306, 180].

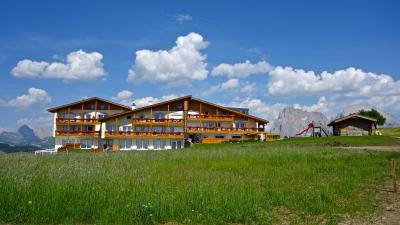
[131, 102, 136, 110]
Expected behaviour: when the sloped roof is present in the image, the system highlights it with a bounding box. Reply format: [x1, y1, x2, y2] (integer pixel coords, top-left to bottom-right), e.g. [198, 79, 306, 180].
[47, 97, 132, 113]
[327, 113, 377, 126]
[98, 95, 268, 123]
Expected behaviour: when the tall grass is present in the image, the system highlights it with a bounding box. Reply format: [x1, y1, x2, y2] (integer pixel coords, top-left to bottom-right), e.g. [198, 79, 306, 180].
[1, 142, 399, 224]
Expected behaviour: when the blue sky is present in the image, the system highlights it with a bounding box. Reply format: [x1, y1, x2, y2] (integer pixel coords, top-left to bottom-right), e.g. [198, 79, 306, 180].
[0, 0, 399, 132]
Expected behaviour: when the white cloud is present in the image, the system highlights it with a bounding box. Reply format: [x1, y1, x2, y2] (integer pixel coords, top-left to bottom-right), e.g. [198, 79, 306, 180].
[112, 90, 134, 106]
[134, 94, 180, 108]
[113, 90, 134, 100]
[228, 97, 287, 122]
[241, 81, 256, 94]
[0, 88, 51, 109]
[212, 60, 273, 78]
[294, 96, 329, 114]
[175, 14, 192, 23]
[127, 32, 209, 87]
[268, 67, 400, 97]
[11, 50, 106, 81]
[204, 79, 239, 96]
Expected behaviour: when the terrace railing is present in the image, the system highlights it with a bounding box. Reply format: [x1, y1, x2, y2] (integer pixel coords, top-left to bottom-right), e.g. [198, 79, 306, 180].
[55, 130, 99, 136]
[187, 114, 234, 121]
[56, 118, 98, 124]
[132, 118, 184, 125]
[105, 131, 184, 138]
[187, 126, 259, 134]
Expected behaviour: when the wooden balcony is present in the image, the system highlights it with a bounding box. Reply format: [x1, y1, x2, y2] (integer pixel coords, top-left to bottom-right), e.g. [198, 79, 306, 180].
[105, 131, 184, 139]
[132, 118, 183, 126]
[187, 114, 234, 121]
[55, 130, 99, 136]
[187, 126, 259, 134]
[56, 118, 98, 124]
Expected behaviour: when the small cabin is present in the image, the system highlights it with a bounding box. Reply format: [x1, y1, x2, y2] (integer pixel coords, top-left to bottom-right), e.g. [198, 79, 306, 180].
[327, 114, 377, 136]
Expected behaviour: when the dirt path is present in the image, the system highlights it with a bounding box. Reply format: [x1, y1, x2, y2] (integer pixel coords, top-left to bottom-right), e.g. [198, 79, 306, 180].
[340, 146, 400, 153]
[339, 191, 400, 225]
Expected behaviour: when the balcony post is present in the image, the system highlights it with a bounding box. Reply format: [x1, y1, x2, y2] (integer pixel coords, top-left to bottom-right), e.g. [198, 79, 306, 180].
[199, 103, 203, 127]
[150, 108, 153, 132]
[183, 100, 188, 139]
[67, 106, 71, 134]
[81, 103, 84, 133]
[167, 104, 170, 132]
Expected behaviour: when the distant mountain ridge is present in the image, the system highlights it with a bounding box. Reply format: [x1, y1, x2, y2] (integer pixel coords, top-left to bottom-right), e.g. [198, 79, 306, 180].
[0, 125, 54, 148]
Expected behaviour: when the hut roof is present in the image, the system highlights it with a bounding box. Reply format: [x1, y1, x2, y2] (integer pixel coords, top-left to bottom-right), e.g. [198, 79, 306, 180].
[327, 113, 377, 126]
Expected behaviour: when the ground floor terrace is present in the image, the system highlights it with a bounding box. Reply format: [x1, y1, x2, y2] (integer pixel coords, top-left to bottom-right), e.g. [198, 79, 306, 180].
[54, 131, 266, 152]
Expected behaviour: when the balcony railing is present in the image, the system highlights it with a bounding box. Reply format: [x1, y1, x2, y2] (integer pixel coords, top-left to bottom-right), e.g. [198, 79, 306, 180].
[105, 131, 184, 138]
[132, 118, 183, 125]
[55, 130, 99, 136]
[187, 126, 259, 134]
[56, 118, 98, 124]
[187, 114, 234, 121]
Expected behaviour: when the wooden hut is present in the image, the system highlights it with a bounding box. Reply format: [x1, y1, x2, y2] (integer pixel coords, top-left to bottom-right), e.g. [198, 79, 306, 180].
[327, 114, 377, 136]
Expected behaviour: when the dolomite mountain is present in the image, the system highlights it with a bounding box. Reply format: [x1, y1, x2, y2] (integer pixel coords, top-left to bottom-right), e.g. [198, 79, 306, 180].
[271, 107, 330, 137]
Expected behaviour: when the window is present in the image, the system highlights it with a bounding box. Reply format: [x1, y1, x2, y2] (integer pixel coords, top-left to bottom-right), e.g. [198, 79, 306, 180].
[153, 126, 163, 132]
[107, 125, 115, 132]
[204, 122, 214, 127]
[235, 121, 246, 128]
[142, 126, 149, 132]
[215, 135, 225, 139]
[127, 115, 132, 120]
[154, 139, 166, 150]
[232, 136, 241, 139]
[80, 139, 93, 149]
[99, 104, 106, 110]
[154, 112, 165, 119]
[135, 126, 142, 132]
[123, 126, 132, 132]
[120, 139, 133, 150]
[139, 114, 145, 119]
[90, 104, 95, 109]
[98, 114, 106, 119]
[137, 139, 149, 150]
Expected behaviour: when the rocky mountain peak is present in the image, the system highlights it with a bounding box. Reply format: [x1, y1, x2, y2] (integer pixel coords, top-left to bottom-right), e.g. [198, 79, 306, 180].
[271, 107, 330, 137]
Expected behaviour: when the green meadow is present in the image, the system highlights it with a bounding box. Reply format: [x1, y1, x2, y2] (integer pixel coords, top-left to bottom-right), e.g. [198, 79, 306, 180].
[1, 136, 399, 225]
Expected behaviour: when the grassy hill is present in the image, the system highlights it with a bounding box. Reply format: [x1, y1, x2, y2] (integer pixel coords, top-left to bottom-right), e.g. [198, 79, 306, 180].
[0, 136, 399, 225]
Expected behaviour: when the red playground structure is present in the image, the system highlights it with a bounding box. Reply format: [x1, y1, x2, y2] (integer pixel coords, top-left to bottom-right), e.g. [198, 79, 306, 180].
[295, 122, 329, 137]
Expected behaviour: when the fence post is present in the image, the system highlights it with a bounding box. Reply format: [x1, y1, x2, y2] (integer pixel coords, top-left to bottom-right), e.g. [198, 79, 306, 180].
[392, 159, 397, 193]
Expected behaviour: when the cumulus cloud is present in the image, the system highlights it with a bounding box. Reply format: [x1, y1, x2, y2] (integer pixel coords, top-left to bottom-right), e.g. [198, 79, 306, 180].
[175, 14, 192, 23]
[212, 60, 273, 78]
[134, 94, 180, 108]
[294, 96, 329, 114]
[204, 79, 240, 96]
[268, 67, 400, 97]
[0, 88, 51, 109]
[127, 32, 208, 87]
[11, 50, 106, 81]
[113, 90, 134, 100]
[112, 90, 135, 106]
[240, 81, 256, 94]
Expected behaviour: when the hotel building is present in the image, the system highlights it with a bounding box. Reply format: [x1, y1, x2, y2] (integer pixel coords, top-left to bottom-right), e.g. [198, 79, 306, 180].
[48, 95, 269, 151]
